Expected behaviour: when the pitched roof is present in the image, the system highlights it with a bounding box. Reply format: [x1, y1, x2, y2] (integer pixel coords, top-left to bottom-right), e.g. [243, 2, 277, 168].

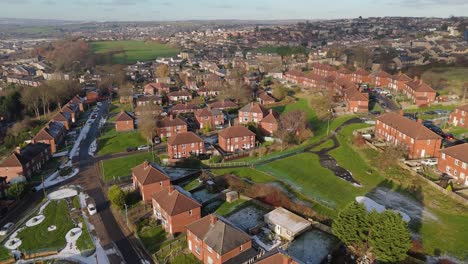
[218, 125, 256, 139]
[440, 143, 468, 162]
[209, 100, 238, 109]
[186, 214, 251, 255]
[115, 111, 134, 122]
[239, 102, 268, 115]
[0, 143, 50, 168]
[152, 186, 201, 216]
[196, 108, 223, 117]
[354, 68, 369, 76]
[33, 129, 54, 141]
[260, 111, 279, 124]
[132, 161, 171, 185]
[391, 73, 412, 82]
[255, 248, 298, 264]
[455, 104, 468, 112]
[172, 103, 200, 111]
[376, 113, 441, 140]
[53, 112, 70, 122]
[168, 132, 203, 146]
[157, 116, 187, 128]
[406, 79, 435, 93]
[258, 92, 276, 102]
[168, 90, 191, 97]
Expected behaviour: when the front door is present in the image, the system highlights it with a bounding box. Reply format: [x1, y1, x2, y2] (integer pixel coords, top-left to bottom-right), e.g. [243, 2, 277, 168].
[421, 149, 426, 158]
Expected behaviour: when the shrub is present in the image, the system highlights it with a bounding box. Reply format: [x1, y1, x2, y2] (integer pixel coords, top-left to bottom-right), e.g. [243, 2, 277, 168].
[108, 185, 126, 209]
[209, 155, 223, 164]
[7, 182, 29, 200]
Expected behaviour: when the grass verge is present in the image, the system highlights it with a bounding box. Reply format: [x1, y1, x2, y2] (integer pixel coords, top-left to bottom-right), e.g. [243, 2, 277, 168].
[102, 152, 155, 181]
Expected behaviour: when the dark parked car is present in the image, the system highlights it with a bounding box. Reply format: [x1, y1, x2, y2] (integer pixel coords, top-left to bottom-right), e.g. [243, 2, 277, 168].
[370, 110, 381, 115]
[126, 147, 138, 152]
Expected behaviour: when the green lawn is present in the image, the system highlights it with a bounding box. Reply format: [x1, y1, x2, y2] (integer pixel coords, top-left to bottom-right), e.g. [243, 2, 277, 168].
[211, 168, 275, 183]
[136, 219, 166, 254]
[215, 199, 248, 216]
[102, 152, 155, 181]
[257, 153, 362, 210]
[97, 128, 147, 155]
[182, 178, 201, 191]
[405, 104, 457, 113]
[0, 246, 11, 261]
[445, 126, 468, 138]
[90, 40, 180, 64]
[170, 253, 201, 264]
[18, 200, 75, 252]
[109, 101, 134, 122]
[76, 218, 95, 252]
[421, 67, 468, 96]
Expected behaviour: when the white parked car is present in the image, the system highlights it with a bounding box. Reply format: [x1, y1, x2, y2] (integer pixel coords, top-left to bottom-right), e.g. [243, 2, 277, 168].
[87, 204, 97, 215]
[421, 158, 438, 166]
[0, 223, 14, 236]
[138, 145, 150, 151]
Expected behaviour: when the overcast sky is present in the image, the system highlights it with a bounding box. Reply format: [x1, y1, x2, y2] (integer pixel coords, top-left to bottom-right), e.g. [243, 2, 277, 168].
[2, 0, 468, 21]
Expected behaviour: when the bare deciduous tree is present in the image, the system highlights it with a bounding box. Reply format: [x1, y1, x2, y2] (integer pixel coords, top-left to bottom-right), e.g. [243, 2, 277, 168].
[155, 64, 169, 78]
[276, 110, 312, 144]
[21, 87, 41, 118]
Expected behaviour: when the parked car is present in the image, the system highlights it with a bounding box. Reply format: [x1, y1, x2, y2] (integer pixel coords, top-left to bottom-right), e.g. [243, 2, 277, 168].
[137, 145, 150, 151]
[153, 137, 161, 144]
[0, 223, 14, 236]
[421, 158, 438, 166]
[370, 110, 381, 115]
[87, 204, 97, 215]
[444, 133, 455, 140]
[126, 147, 138, 152]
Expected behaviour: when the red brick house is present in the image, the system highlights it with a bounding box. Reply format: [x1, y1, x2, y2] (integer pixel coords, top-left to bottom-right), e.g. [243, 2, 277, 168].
[209, 100, 238, 111]
[157, 116, 188, 138]
[32, 121, 66, 154]
[0, 143, 51, 183]
[238, 103, 268, 125]
[438, 143, 468, 186]
[256, 248, 299, 264]
[86, 91, 100, 104]
[218, 126, 256, 152]
[69, 95, 85, 112]
[168, 90, 192, 103]
[144, 82, 170, 95]
[344, 87, 369, 113]
[197, 87, 221, 97]
[257, 92, 276, 105]
[186, 214, 256, 264]
[402, 77, 436, 106]
[388, 72, 412, 92]
[152, 186, 201, 234]
[449, 104, 468, 128]
[375, 112, 442, 159]
[52, 112, 72, 130]
[132, 161, 171, 202]
[171, 103, 201, 115]
[136, 96, 162, 107]
[260, 110, 279, 136]
[370, 70, 392, 87]
[195, 108, 224, 129]
[336, 68, 353, 81]
[283, 70, 305, 84]
[115, 111, 135, 132]
[313, 63, 336, 77]
[167, 132, 205, 159]
[351, 68, 370, 84]
[61, 103, 79, 123]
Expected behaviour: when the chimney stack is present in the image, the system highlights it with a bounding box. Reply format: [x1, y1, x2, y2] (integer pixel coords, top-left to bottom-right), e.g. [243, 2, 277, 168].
[168, 185, 174, 194]
[210, 215, 218, 225]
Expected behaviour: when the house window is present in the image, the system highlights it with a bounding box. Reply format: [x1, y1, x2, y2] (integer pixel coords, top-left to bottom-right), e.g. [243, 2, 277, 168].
[240, 245, 243, 251]
[454, 170, 458, 176]
[191, 143, 195, 147]
[194, 246, 200, 255]
[442, 153, 446, 160]
[463, 162, 467, 169]
[235, 138, 238, 142]
[182, 144, 186, 149]
[411, 138, 414, 144]
[189, 210, 192, 215]
[207, 246, 213, 253]
[427, 140, 431, 145]
[455, 159, 460, 166]
[160, 182, 163, 187]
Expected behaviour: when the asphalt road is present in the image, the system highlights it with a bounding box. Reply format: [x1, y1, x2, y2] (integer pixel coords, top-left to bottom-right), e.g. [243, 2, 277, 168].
[376, 93, 400, 112]
[69, 101, 152, 264]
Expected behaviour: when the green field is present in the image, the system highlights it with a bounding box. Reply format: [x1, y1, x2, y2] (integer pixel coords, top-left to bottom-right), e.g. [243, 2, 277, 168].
[76, 218, 95, 252]
[421, 67, 468, 96]
[90, 40, 180, 64]
[17, 200, 75, 252]
[97, 127, 147, 156]
[102, 152, 155, 181]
